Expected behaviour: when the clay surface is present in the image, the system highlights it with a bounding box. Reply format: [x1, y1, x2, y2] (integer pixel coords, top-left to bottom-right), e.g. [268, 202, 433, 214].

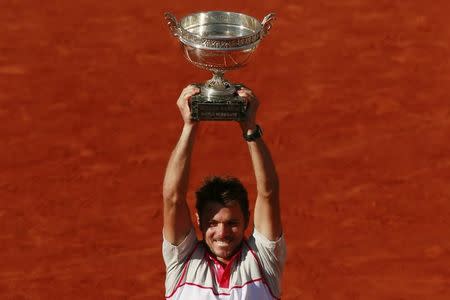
[1, 1, 449, 299]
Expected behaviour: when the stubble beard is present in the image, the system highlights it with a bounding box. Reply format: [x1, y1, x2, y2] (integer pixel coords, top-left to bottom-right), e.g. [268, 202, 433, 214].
[208, 238, 243, 261]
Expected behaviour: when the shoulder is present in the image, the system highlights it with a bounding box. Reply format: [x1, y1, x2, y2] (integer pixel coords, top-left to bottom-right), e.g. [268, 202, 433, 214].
[238, 232, 287, 298]
[163, 228, 199, 265]
[245, 229, 287, 272]
[248, 229, 286, 253]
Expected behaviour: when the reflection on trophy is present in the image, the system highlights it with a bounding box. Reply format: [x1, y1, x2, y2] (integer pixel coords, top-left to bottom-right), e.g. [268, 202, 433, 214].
[164, 11, 276, 121]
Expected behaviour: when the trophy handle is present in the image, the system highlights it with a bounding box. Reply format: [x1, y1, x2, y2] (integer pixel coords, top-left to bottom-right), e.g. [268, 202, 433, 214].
[164, 12, 180, 37]
[261, 13, 276, 38]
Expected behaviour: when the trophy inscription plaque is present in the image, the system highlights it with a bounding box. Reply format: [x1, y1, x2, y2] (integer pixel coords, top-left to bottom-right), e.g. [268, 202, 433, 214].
[164, 11, 276, 121]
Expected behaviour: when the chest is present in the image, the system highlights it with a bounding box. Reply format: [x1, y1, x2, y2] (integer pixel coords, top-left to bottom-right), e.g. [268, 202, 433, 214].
[173, 248, 275, 299]
[170, 279, 274, 300]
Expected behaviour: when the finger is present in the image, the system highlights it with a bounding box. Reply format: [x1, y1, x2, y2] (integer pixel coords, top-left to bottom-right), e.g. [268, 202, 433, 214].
[237, 88, 250, 95]
[181, 84, 199, 93]
[188, 84, 200, 89]
[184, 86, 200, 98]
[179, 87, 200, 103]
[238, 86, 253, 93]
[187, 84, 200, 91]
[239, 93, 256, 107]
[238, 89, 255, 99]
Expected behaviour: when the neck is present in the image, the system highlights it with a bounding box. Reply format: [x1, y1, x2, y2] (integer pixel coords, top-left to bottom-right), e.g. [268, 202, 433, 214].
[216, 256, 231, 266]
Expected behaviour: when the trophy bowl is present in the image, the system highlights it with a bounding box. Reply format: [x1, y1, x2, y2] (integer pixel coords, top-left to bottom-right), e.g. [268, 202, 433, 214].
[165, 11, 276, 120]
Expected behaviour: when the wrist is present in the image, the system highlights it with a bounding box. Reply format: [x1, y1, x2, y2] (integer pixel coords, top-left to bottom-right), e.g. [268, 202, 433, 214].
[243, 124, 263, 142]
[240, 121, 257, 133]
[182, 122, 198, 133]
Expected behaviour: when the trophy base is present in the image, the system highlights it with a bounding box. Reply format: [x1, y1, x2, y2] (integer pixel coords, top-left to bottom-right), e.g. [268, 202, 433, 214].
[190, 84, 247, 121]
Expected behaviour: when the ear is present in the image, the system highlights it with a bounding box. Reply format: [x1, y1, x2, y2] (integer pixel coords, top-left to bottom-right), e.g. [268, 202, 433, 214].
[195, 212, 200, 227]
[244, 211, 250, 229]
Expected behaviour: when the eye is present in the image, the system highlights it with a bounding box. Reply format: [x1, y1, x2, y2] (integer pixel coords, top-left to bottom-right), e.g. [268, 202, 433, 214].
[208, 221, 218, 227]
[228, 221, 239, 227]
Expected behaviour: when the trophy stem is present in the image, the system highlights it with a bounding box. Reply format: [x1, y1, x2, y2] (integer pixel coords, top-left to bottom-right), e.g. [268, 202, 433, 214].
[201, 70, 236, 98]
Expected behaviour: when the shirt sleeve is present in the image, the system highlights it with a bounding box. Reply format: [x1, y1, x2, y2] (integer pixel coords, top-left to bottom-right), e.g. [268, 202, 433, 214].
[162, 228, 198, 294]
[248, 229, 287, 295]
[162, 228, 198, 268]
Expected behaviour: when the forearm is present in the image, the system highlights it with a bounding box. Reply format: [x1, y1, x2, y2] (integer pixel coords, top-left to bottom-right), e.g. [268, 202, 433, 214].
[247, 137, 279, 198]
[238, 92, 278, 194]
[163, 124, 198, 203]
[163, 85, 200, 245]
[238, 88, 281, 239]
[245, 128, 282, 240]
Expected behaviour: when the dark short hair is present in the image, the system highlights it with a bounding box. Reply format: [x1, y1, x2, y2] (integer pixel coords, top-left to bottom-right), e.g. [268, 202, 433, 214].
[195, 176, 250, 225]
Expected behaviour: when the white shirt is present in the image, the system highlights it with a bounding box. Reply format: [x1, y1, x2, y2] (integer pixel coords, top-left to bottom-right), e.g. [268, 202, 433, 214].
[163, 229, 286, 299]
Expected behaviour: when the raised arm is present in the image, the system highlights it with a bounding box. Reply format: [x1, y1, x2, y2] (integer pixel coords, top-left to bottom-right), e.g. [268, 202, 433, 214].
[238, 88, 282, 241]
[163, 85, 199, 245]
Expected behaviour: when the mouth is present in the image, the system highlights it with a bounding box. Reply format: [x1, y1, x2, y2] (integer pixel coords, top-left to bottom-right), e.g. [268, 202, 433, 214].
[214, 240, 232, 247]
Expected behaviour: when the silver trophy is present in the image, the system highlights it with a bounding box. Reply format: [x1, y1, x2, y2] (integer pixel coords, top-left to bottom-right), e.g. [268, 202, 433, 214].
[165, 11, 276, 121]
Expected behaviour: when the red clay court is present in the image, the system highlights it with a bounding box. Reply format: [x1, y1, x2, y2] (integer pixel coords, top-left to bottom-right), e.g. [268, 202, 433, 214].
[1, 1, 449, 299]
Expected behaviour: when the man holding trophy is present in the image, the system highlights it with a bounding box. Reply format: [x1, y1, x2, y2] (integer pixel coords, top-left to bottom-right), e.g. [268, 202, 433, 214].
[162, 11, 285, 299]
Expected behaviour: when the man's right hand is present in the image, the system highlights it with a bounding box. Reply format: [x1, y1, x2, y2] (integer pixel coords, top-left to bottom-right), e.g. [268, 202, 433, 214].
[177, 85, 200, 125]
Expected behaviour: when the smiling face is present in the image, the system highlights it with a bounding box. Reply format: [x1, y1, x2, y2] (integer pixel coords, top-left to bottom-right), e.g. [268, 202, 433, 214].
[197, 200, 248, 264]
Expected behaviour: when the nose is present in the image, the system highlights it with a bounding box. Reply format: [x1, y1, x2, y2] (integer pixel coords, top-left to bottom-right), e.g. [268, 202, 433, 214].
[216, 223, 230, 239]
